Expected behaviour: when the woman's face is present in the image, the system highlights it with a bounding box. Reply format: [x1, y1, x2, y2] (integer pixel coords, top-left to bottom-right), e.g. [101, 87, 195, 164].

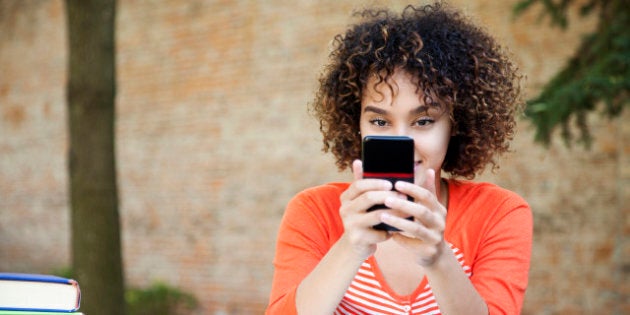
[359, 70, 452, 180]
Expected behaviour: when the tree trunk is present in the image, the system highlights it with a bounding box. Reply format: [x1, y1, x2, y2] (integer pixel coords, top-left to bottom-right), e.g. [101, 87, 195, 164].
[66, 1, 125, 314]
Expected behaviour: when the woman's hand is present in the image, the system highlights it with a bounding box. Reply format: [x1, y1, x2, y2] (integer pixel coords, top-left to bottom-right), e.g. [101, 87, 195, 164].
[379, 169, 448, 266]
[338, 160, 400, 259]
[294, 159, 405, 315]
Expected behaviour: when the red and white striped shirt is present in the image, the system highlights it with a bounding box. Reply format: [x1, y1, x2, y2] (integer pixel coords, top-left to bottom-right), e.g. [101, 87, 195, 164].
[336, 244, 470, 315]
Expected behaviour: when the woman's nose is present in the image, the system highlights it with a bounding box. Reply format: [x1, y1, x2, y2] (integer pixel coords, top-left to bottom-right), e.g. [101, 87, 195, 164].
[393, 126, 409, 137]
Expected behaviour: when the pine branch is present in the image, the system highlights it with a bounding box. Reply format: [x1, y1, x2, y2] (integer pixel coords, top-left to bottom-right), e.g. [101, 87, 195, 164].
[514, 0, 630, 147]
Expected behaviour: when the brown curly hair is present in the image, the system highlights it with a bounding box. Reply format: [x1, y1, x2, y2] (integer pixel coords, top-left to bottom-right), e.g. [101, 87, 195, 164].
[309, 2, 523, 179]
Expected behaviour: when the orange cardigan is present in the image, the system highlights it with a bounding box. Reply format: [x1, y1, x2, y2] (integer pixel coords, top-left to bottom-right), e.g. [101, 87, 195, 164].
[267, 180, 532, 314]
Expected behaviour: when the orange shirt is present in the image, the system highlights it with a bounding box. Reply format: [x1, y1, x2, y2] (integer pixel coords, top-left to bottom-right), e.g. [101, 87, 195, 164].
[267, 180, 532, 315]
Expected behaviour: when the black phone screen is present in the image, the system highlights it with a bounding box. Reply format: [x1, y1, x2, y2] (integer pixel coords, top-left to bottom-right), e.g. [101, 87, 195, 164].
[362, 135, 414, 183]
[361, 135, 415, 231]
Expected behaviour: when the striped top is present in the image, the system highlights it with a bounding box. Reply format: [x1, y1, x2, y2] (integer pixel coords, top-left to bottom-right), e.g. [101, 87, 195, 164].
[336, 244, 470, 315]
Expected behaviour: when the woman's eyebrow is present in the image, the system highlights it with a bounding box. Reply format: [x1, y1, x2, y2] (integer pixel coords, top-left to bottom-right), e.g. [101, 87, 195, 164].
[410, 105, 430, 115]
[364, 105, 431, 115]
[363, 105, 388, 115]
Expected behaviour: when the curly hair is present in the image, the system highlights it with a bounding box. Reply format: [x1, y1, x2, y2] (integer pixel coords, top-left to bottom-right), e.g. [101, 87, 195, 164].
[309, 2, 523, 179]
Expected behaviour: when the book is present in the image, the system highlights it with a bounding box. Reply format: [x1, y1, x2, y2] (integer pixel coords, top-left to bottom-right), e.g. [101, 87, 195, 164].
[0, 312, 83, 315]
[0, 273, 81, 312]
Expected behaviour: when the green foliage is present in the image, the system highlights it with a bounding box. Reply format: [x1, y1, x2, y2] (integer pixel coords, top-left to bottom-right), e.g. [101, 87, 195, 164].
[51, 269, 198, 315]
[513, 0, 599, 28]
[126, 282, 198, 315]
[51, 267, 74, 279]
[514, 0, 630, 146]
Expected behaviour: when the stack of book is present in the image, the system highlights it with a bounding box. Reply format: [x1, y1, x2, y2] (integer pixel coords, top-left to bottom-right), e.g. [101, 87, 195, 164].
[0, 273, 82, 315]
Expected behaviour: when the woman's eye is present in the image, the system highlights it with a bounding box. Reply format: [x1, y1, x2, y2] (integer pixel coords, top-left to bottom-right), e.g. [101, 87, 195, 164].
[370, 119, 388, 127]
[414, 118, 434, 126]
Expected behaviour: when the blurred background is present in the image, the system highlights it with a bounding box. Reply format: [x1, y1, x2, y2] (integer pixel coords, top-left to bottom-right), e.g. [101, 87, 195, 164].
[0, 0, 628, 314]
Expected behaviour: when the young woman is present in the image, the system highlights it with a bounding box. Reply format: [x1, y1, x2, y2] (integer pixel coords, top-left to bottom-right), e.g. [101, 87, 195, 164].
[267, 3, 532, 314]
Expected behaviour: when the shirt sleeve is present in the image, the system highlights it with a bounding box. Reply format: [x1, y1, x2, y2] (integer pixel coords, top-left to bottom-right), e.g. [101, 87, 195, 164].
[265, 185, 344, 315]
[469, 194, 533, 315]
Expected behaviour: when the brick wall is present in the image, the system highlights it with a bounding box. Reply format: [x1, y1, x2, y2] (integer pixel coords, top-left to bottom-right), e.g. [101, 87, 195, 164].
[1, 1, 627, 314]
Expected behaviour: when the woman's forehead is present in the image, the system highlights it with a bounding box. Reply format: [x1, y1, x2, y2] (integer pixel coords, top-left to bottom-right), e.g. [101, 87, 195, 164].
[362, 70, 446, 111]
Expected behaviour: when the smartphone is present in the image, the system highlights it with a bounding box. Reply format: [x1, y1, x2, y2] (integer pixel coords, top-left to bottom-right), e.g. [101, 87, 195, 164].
[361, 135, 415, 231]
